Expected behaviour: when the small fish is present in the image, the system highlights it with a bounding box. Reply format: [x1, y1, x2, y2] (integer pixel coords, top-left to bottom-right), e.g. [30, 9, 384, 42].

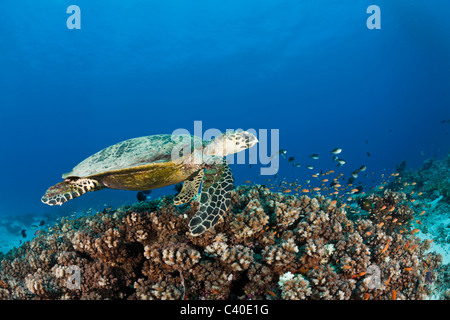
[336, 159, 346, 166]
[288, 156, 295, 163]
[279, 149, 287, 158]
[34, 230, 40, 236]
[266, 290, 277, 297]
[137, 192, 147, 202]
[313, 187, 321, 191]
[39, 220, 45, 227]
[306, 165, 314, 170]
[294, 163, 301, 167]
[366, 152, 371, 157]
[30, 224, 38, 230]
[330, 181, 339, 187]
[310, 154, 319, 160]
[283, 189, 292, 193]
[359, 165, 366, 172]
[351, 172, 358, 179]
[330, 148, 342, 154]
[21, 229, 27, 238]
[425, 271, 434, 283]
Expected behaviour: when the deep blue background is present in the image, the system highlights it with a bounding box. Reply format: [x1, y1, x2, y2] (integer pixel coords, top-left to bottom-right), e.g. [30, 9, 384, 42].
[0, 0, 449, 217]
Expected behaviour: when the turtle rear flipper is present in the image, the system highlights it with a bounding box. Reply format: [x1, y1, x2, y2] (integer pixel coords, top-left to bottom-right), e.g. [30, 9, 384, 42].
[189, 160, 234, 236]
[41, 178, 100, 206]
[174, 170, 204, 206]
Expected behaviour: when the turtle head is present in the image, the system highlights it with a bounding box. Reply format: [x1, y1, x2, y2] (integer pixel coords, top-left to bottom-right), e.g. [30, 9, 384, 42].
[203, 131, 258, 157]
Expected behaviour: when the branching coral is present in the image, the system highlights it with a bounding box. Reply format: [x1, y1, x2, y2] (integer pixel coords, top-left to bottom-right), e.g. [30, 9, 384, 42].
[0, 184, 444, 300]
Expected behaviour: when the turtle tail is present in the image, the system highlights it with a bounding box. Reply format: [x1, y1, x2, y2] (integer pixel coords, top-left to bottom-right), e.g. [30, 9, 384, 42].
[41, 178, 99, 206]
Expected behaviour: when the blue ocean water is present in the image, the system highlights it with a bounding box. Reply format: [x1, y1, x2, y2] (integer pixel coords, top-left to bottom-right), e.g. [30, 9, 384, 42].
[0, 0, 449, 220]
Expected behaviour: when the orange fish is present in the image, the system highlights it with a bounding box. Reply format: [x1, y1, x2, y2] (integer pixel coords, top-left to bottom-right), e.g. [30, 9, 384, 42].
[404, 267, 413, 272]
[392, 290, 396, 300]
[411, 228, 420, 234]
[266, 290, 277, 297]
[380, 206, 386, 210]
[322, 179, 329, 183]
[283, 189, 292, 193]
[389, 206, 395, 212]
[342, 265, 351, 270]
[363, 293, 370, 300]
[330, 200, 337, 206]
[313, 187, 321, 191]
[302, 189, 309, 193]
[381, 238, 390, 253]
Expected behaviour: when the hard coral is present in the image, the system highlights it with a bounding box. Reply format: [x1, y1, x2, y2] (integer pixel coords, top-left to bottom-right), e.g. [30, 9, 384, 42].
[0, 184, 443, 300]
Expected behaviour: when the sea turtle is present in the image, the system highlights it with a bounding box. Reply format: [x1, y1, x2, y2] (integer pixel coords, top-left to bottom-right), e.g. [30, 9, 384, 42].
[41, 131, 258, 236]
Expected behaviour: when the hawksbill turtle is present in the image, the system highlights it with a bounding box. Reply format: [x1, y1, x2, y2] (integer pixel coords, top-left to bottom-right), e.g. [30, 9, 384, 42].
[41, 131, 258, 236]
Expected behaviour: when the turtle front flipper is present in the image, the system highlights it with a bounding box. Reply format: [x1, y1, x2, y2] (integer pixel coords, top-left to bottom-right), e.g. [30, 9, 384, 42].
[41, 178, 100, 206]
[174, 170, 204, 206]
[189, 159, 234, 236]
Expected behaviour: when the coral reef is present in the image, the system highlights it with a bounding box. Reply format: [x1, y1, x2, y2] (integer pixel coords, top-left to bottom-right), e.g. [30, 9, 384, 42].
[392, 152, 450, 203]
[0, 180, 445, 300]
